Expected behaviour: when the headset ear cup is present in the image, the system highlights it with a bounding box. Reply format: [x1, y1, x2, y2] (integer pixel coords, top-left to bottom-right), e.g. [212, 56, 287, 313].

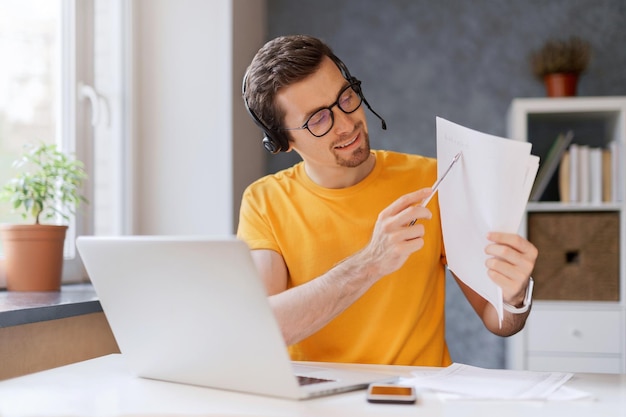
[262, 135, 280, 154]
[243, 72, 284, 154]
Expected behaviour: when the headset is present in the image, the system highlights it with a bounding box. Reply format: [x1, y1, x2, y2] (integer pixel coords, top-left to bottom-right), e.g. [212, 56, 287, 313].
[242, 53, 387, 154]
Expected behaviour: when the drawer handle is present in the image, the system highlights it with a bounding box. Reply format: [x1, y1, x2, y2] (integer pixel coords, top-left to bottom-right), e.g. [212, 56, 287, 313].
[571, 329, 583, 338]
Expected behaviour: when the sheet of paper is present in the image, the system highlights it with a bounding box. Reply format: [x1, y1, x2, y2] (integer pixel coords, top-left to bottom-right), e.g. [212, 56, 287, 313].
[398, 363, 590, 401]
[436, 117, 539, 325]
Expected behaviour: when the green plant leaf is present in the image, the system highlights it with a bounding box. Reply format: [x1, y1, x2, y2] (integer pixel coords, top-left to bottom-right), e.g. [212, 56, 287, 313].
[0, 142, 88, 225]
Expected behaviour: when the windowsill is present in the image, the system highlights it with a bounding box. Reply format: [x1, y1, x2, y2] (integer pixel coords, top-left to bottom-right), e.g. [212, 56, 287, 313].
[0, 283, 102, 328]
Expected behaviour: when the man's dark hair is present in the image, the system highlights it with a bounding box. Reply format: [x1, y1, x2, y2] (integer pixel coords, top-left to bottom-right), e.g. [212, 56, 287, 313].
[243, 35, 336, 144]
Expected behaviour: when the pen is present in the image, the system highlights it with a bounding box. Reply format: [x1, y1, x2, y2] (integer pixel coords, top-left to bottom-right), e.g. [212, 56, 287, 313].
[408, 152, 461, 226]
[421, 151, 462, 207]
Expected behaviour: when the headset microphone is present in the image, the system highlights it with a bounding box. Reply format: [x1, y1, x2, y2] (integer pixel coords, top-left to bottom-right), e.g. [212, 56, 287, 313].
[363, 98, 387, 130]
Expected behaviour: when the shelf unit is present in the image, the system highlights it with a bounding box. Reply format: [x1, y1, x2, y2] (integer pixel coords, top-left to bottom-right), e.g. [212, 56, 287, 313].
[506, 96, 626, 374]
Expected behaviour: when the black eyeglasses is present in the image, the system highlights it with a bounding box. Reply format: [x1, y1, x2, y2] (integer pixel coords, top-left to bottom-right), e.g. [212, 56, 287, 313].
[282, 82, 363, 138]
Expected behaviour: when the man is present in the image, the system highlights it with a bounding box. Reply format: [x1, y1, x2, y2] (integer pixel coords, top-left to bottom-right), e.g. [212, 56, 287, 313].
[238, 34, 537, 367]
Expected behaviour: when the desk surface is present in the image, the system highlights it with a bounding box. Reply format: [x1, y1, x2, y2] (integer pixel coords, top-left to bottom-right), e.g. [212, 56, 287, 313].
[0, 354, 624, 417]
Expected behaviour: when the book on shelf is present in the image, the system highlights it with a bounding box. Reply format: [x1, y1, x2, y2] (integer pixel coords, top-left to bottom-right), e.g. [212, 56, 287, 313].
[609, 140, 623, 202]
[559, 139, 621, 204]
[568, 144, 579, 202]
[578, 145, 590, 202]
[529, 131, 574, 201]
[558, 151, 570, 202]
[589, 147, 603, 204]
[602, 148, 612, 203]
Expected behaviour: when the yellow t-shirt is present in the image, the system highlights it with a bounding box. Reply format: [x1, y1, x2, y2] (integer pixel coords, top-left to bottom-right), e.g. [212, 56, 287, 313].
[237, 150, 451, 367]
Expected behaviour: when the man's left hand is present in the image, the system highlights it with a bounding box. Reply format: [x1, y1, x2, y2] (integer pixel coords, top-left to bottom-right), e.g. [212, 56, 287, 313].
[484, 232, 538, 308]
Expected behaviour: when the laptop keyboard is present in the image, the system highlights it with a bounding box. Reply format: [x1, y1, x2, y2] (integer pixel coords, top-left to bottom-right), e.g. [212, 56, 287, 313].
[297, 375, 334, 386]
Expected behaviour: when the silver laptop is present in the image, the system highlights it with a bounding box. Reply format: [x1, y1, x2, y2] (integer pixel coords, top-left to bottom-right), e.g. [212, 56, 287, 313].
[76, 235, 395, 400]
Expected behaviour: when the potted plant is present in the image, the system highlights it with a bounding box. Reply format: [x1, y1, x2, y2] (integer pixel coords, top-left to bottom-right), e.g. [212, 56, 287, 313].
[530, 36, 591, 97]
[0, 143, 87, 291]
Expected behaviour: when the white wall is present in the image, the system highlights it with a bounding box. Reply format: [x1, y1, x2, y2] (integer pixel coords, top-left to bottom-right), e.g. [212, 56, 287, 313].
[132, 0, 265, 235]
[232, 0, 267, 231]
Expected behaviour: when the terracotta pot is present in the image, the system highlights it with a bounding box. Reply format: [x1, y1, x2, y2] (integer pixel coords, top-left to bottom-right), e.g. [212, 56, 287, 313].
[0, 224, 68, 291]
[544, 73, 579, 97]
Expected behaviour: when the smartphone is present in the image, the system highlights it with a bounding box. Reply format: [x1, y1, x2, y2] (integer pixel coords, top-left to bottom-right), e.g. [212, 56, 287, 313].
[366, 383, 417, 404]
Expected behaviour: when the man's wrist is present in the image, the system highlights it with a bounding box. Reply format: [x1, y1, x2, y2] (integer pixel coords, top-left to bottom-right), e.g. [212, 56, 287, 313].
[503, 277, 534, 314]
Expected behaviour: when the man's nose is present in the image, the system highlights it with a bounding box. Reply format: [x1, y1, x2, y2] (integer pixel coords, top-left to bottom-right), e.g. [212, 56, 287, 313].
[331, 106, 355, 135]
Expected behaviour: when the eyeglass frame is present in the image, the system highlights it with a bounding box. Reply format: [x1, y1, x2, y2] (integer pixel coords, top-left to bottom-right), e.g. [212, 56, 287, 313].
[281, 81, 363, 138]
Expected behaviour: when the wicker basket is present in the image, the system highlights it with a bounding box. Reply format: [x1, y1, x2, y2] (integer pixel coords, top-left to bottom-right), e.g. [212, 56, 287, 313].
[528, 212, 620, 301]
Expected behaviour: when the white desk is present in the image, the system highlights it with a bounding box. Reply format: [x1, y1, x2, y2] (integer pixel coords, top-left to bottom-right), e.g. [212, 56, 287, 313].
[0, 354, 624, 417]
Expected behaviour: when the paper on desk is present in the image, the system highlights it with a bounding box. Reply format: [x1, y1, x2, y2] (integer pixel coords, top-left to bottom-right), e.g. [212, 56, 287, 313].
[399, 363, 591, 401]
[436, 117, 539, 325]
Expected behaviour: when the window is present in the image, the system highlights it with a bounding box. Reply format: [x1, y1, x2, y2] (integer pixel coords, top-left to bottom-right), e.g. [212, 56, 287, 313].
[0, 0, 95, 284]
[0, 0, 63, 224]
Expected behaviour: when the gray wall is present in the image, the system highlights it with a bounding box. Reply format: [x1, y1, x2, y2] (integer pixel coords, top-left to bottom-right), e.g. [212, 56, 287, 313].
[262, 0, 626, 368]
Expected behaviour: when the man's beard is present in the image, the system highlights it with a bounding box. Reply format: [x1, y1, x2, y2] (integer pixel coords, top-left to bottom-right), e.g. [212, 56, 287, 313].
[334, 127, 370, 168]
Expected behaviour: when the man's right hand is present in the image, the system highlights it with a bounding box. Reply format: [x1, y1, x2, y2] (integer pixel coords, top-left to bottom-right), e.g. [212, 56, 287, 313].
[360, 188, 434, 278]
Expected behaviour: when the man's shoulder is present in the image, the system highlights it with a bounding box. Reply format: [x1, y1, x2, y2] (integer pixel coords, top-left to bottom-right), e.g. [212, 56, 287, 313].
[244, 163, 302, 195]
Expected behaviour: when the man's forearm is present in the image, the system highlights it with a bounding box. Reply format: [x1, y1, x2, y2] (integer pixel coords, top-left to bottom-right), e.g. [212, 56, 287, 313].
[269, 249, 382, 346]
[482, 303, 531, 337]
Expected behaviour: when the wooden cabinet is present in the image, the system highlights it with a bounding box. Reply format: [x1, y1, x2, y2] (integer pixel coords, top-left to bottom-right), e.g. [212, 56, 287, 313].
[506, 97, 626, 374]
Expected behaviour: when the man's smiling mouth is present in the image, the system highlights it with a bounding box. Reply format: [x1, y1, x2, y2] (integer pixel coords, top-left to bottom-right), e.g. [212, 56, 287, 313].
[335, 136, 358, 149]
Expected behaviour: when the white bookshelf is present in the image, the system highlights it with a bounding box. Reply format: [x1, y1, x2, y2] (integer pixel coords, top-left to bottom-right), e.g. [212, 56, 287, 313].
[506, 96, 626, 374]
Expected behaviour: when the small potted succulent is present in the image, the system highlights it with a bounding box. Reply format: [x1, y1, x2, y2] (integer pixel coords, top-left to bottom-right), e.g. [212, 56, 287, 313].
[530, 36, 591, 97]
[0, 143, 87, 291]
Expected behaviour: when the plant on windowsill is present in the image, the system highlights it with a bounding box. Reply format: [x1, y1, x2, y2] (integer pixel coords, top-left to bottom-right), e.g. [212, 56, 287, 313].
[0, 143, 87, 291]
[530, 36, 591, 97]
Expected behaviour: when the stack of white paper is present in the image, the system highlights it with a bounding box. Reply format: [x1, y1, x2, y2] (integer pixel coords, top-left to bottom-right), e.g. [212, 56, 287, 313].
[399, 363, 591, 401]
[436, 117, 540, 325]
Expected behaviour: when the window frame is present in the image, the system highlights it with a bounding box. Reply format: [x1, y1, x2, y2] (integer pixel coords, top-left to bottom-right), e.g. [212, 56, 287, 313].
[59, 0, 95, 283]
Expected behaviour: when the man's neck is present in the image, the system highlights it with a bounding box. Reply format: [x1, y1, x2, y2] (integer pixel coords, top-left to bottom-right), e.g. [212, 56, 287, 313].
[304, 152, 376, 189]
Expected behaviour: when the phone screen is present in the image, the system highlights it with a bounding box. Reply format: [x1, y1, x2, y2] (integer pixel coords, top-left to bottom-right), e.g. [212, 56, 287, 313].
[366, 384, 417, 404]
